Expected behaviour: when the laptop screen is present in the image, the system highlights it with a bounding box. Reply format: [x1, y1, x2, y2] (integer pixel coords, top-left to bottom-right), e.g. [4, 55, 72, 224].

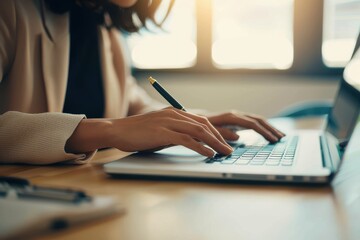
[325, 45, 360, 142]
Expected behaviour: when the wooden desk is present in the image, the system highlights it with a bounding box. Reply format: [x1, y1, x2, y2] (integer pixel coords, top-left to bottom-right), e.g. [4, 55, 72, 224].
[1, 117, 360, 240]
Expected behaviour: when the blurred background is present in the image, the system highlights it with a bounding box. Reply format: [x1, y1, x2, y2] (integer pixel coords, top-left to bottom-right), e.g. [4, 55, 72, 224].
[126, 0, 360, 117]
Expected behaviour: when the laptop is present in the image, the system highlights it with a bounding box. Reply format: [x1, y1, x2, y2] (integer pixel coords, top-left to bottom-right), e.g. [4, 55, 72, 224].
[104, 37, 360, 184]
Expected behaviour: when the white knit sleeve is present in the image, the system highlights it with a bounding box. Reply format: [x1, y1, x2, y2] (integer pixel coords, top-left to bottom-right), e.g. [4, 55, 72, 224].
[0, 111, 96, 165]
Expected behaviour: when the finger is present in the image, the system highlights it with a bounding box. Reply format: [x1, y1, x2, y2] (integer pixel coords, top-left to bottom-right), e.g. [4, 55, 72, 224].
[171, 109, 231, 148]
[229, 116, 279, 143]
[166, 131, 215, 157]
[162, 109, 216, 141]
[168, 119, 233, 155]
[207, 112, 283, 142]
[246, 114, 286, 138]
[216, 127, 239, 141]
[209, 113, 280, 143]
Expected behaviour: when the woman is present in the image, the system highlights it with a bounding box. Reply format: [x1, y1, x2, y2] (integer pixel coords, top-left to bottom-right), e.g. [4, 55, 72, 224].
[0, 0, 284, 164]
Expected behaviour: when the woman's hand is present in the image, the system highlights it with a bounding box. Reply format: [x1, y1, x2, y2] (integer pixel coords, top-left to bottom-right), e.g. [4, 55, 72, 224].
[207, 111, 285, 143]
[65, 108, 233, 157]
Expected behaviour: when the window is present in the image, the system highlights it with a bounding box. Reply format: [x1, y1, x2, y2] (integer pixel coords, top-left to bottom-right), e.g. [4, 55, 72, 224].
[126, 0, 196, 69]
[212, 0, 294, 69]
[129, 0, 359, 74]
[323, 0, 360, 67]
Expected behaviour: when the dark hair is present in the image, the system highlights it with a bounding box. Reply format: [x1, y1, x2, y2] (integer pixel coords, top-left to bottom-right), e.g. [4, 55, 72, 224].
[44, 0, 174, 32]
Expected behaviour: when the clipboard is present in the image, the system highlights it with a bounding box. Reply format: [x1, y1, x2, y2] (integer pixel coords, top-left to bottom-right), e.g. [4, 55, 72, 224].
[0, 177, 121, 240]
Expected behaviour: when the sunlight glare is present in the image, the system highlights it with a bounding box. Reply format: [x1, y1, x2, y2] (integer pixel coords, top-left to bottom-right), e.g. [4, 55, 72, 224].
[131, 36, 196, 69]
[212, 0, 294, 69]
[322, 39, 356, 67]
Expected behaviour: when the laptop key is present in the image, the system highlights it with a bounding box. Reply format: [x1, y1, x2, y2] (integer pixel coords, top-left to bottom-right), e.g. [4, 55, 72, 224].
[225, 155, 240, 160]
[239, 156, 254, 160]
[235, 160, 250, 165]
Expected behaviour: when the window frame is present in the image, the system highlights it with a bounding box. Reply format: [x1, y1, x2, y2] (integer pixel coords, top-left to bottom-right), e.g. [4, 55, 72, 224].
[133, 0, 344, 76]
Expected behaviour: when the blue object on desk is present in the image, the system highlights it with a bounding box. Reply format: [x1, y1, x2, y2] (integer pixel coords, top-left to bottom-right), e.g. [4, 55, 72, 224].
[275, 100, 332, 118]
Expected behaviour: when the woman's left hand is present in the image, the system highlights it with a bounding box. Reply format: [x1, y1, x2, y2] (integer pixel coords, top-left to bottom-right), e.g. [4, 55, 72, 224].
[207, 111, 285, 143]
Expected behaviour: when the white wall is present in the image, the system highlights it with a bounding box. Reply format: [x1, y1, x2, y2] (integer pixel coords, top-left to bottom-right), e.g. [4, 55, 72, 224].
[135, 73, 339, 118]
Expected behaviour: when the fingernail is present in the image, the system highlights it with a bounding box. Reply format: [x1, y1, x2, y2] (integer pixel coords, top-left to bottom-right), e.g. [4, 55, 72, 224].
[223, 142, 232, 148]
[225, 145, 233, 153]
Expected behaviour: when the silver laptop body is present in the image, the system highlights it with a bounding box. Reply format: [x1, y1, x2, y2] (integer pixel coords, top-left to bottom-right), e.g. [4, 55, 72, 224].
[104, 42, 360, 184]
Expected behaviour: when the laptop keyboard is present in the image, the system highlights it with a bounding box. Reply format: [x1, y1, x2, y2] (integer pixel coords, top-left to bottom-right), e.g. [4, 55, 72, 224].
[205, 136, 299, 166]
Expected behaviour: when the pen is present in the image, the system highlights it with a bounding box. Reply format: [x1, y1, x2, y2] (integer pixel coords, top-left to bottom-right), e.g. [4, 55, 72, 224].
[148, 76, 187, 111]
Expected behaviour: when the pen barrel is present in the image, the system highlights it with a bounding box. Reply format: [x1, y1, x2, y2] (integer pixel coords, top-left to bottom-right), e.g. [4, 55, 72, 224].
[152, 81, 185, 110]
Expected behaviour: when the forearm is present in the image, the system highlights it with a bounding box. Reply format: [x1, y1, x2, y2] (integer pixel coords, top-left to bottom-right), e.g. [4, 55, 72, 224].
[65, 119, 113, 154]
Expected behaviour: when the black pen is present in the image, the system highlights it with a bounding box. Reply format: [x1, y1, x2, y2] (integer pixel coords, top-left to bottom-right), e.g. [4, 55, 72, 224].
[148, 76, 187, 111]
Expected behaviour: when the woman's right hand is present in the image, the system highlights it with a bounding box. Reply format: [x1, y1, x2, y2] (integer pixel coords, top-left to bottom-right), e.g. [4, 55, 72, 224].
[65, 108, 233, 157]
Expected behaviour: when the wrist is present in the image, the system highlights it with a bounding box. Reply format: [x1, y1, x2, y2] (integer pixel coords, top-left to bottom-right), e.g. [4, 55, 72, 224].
[65, 119, 113, 154]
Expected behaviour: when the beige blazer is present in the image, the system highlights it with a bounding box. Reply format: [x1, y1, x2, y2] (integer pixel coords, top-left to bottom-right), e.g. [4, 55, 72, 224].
[0, 0, 159, 164]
